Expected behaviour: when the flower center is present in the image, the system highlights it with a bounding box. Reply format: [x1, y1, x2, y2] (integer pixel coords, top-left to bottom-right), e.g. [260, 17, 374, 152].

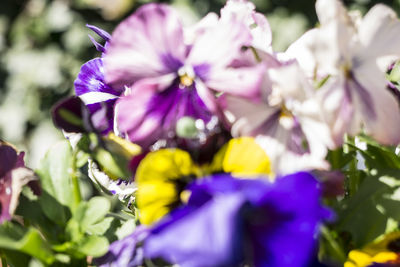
[178, 65, 196, 87]
[279, 105, 295, 129]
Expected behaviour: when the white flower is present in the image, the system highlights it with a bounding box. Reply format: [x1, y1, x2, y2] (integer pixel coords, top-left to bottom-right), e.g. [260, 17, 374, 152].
[224, 62, 333, 175]
[290, 0, 400, 146]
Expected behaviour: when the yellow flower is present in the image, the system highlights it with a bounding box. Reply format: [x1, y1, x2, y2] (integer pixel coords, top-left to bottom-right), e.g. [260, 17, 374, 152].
[345, 232, 400, 267]
[135, 149, 199, 225]
[136, 137, 272, 225]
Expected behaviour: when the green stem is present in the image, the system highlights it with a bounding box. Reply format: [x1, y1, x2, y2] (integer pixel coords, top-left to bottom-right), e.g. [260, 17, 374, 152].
[320, 225, 347, 263]
[348, 157, 359, 196]
[250, 47, 262, 63]
[71, 150, 82, 208]
[329, 148, 342, 170]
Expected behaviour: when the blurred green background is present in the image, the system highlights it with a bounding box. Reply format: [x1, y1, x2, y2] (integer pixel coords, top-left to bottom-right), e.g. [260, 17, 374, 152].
[0, 0, 396, 167]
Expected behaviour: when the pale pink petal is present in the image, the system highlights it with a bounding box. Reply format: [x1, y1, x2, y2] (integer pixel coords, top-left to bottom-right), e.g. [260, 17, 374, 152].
[187, 21, 252, 69]
[115, 74, 175, 144]
[220, 0, 272, 52]
[251, 13, 272, 52]
[104, 4, 186, 88]
[116, 84, 157, 138]
[205, 64, 265, 98]
[184, 13, 219, 45]
[222, 95, 277, 137]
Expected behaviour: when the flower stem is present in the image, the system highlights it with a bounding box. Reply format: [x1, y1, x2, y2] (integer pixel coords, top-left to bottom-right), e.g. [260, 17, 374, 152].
[71, 150, 82, 208]
[320, 225, 347, 263]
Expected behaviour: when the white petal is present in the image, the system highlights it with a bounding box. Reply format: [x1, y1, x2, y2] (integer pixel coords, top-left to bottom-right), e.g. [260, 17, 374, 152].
[357, 4, 400, 61]
[284, 29, 319, 78]
[79, 92, 118, 105]
[223, 95, 276, 137]
[268, 61, 314, 102]
[354, 63, 400, 145]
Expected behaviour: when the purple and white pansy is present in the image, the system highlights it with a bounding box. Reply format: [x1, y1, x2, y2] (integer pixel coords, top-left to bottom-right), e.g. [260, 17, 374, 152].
[104, 3, 265, 147]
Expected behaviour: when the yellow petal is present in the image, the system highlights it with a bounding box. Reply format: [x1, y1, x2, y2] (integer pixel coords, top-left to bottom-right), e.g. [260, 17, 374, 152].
[210, 137, 272, 178]
[371, 252, 398, 263]
[135, 149, 198, 225]
[347, 250, 374, 267]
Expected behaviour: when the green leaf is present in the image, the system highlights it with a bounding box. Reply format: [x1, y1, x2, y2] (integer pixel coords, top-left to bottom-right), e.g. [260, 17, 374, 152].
[36, 141, 76, 219]
[92, 148, 131, 180]
[115, 219, 136, 240]
[76, 236, 109, 257]
[39, 191, 71, 226]
[388, 61, 400, 82]
[73, 196, 111, 233]
[0, 223, 55, 265]
[15, 194, 63, 243]
[337, 170, 400, 247]
[86, 217, 115, 236]
[327, 147, 356, 170]
[1, 249, 31, 267]
[355, 136, 400, 169]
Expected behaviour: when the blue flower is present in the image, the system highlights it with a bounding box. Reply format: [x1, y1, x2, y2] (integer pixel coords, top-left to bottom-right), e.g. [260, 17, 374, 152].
[142, 172, 332, 267]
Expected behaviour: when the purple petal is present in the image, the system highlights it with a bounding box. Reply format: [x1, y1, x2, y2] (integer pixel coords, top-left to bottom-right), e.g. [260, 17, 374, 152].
[75, 58, 120, 133]
[349, 76, 376, 120]
[0, 170, 12, 223]
[0, 143, 17, 178]
[104, 4, 186, 88]
[145, 188, 246, 267]
[88, 35, 106, 53]
[95, 226, 149, 267]
[117, 77, 214, 147]
[51, 96, 87, 133]
[144, 173, 331, 267]
[86, 24, 111, 42]
[75, 58, 120, 97]
[87, 99, 117, 134]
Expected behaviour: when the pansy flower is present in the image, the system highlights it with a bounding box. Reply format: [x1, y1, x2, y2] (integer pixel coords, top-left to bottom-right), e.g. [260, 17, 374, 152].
[104, 3, 265, 147]
[135, 137, 271, 225]
[291, 0, 400, 146]
[143, 172, 331, 267]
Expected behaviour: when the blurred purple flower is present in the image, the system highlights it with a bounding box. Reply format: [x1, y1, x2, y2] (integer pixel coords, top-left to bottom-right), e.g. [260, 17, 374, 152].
[104, 3, 264, 147]
[0, 142, 38, 223]
[143, 172, 332, 267]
